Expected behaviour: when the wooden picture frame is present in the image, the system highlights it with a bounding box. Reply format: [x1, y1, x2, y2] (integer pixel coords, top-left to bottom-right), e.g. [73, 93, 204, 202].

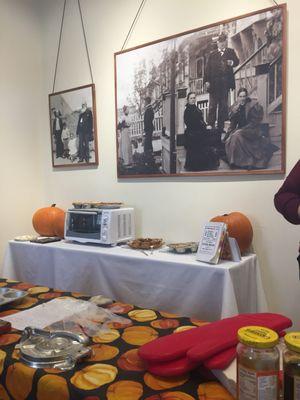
[49, 83, 98, 168]
[114, 4, 286, 178]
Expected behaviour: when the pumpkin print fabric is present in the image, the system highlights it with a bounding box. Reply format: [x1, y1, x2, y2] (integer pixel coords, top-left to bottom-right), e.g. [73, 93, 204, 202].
[0, 278, 234, 399]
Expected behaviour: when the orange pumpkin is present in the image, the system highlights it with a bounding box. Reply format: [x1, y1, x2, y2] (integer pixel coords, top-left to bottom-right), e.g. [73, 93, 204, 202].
[210, 212, 253, 253]
[32, 204, 65, 238]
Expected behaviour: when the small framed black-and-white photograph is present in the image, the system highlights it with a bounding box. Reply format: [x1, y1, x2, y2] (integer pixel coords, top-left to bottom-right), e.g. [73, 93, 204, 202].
[114, 4, 286, 178]
[49, 83, 98, 168]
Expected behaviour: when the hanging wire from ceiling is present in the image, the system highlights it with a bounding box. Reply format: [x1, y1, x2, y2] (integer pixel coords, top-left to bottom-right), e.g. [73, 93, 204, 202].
[52, 0, 67, 93]
[78, 0, 94, 84]
[52, 0, 94, 93]
[272, 0, 279, 6]
[121, 0, 147, 51]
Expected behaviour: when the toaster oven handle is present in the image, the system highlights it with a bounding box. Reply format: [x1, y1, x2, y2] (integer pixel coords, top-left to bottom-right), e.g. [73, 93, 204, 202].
[68, 211, 98, 215]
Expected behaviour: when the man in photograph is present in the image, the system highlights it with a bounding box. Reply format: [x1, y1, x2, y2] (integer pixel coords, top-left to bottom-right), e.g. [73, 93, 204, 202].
[204, 33, 239, 132]
[143, 96, 154, 156]
[77, 102, 93, 163]
[52, 108, 64, 158]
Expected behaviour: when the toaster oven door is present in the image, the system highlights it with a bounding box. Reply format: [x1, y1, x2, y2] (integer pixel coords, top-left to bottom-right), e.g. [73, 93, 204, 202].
[66, 211, 102, 240]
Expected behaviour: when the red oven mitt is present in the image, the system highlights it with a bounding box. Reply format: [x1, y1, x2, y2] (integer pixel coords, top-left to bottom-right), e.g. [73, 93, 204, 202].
[145, 348, 237, 376]
[145, 330, 287, 376]
[186, 315, 290, 363]
[204, 346, 236, 370]
[146, 356, 198, 376]
[138, 313, 292, 364]
[203, 330, 286, 370]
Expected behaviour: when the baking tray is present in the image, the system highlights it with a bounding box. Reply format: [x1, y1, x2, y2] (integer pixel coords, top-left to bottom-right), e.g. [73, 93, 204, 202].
[0, 287, 28, 307]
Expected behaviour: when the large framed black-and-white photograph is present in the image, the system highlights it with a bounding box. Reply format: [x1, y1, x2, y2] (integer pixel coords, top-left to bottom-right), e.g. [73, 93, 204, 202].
[49, 84, 98, 168]
[115, 5, 286, 178]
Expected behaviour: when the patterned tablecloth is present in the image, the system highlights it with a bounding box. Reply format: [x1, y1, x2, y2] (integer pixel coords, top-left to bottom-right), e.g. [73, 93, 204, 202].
[0, 278, 234, 400]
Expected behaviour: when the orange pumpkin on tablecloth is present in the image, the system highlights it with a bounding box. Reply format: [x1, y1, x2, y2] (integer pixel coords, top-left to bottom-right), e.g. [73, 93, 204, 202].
[210, 212, 253, 253]
[32, 204, 65, 237]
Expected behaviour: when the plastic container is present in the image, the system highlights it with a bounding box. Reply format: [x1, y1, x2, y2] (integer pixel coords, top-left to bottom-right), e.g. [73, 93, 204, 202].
[283, 332, 300, 400]
[237, 326, 280, 400]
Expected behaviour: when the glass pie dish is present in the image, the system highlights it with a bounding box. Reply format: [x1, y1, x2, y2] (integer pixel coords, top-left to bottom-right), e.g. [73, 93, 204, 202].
[167, 242, 198, 253]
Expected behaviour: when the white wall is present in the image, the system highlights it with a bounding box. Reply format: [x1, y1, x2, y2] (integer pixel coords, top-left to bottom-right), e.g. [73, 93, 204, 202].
[0, 0, 44, 260]
[1, 0, 299, 326]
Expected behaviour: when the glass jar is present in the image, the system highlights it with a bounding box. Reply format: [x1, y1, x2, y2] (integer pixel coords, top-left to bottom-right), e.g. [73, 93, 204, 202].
[237, 326, 280, 400]
[283, 332, 300, 400]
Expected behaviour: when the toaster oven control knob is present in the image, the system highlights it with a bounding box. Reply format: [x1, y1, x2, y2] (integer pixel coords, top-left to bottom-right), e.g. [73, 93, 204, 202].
[102, 214, 109, 224]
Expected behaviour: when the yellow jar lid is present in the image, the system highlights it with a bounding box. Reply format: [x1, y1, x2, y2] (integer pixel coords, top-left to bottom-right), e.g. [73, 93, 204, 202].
[238, 326, 279, 348]
[284, 332, 300, 353]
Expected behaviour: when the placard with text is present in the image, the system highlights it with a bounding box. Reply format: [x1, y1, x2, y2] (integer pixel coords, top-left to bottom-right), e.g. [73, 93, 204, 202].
[196, 222, 227, 264]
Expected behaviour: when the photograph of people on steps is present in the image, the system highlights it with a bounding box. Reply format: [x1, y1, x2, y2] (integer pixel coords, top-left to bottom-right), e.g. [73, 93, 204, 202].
[115, 5, 285, 177]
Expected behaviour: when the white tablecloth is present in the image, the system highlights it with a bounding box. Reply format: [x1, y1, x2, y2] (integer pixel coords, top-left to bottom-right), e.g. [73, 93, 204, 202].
[2, 240, 268, 321]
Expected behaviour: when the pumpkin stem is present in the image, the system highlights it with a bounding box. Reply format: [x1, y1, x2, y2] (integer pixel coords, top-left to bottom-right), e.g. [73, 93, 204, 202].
[51, 204, 56, 208]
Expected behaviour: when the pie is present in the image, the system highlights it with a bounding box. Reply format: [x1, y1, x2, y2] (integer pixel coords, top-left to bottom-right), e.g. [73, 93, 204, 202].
[128, 238, 164, 250]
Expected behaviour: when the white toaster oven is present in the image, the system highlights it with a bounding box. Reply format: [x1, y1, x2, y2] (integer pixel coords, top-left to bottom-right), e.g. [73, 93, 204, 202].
[64, 207, 134, 245]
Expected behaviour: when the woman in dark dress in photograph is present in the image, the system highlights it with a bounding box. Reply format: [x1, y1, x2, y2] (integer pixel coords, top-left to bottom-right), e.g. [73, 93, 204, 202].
[225, 87, 277, 170]
[184, 92, 218, 171]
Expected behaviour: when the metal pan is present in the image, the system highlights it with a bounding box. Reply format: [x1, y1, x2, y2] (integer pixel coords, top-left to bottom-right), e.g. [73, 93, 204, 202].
[0, 287, 28, 307]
